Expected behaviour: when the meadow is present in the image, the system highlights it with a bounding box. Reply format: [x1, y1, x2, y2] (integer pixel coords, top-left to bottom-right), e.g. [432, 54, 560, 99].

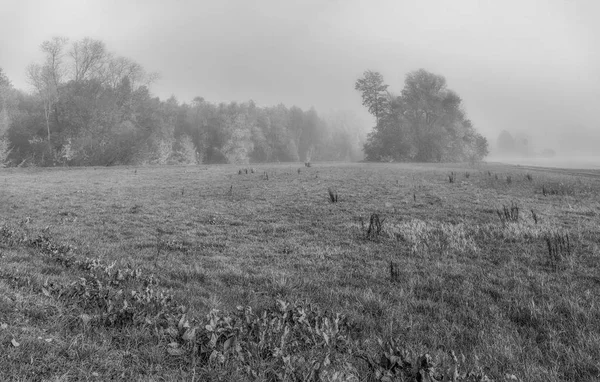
[0, 162, 599, 381]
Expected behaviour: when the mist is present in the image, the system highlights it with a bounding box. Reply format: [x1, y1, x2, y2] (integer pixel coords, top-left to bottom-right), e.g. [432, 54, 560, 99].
[1, 0, 599, 166]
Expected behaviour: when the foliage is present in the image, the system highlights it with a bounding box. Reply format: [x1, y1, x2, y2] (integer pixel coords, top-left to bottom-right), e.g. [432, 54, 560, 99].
[0, 223, 502, 381]
[354, 70, 389, 126]
[1, 37, 367, 167]
[358, 69, 488, 163]
[0, 137, 10, 167]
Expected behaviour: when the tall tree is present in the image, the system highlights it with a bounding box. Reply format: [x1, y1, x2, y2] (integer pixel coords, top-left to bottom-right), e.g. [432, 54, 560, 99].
[359, 68, 488, 162]
[0, 68, 12, 166]
[0, 68, 12, 135]
[354, 70, 389, 127]
[27, 37, 69, 142]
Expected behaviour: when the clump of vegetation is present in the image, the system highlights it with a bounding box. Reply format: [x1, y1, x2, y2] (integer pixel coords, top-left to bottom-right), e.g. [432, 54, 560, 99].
[360, 213, 385, 240]
[497, 202, 519, 225]
[356, 69, 489, 162]
[465, 172, 470, 179]
[129, 204, 143, 214]
[448, 172, 456, 183]
[525, 173, 533, 181]
[539, 182, 577, 197]
[389, 261, 400, 283]
[531, 209, 539, 224]
[1, 224, 502, 381]
[305, 162, 311, 167]
[328, 187, 339, 203]
[544, 231, 572, 271]
[263, 171, 269, 180]
[390, 219, 478, 256]
[357, 338, 498, 382]
[506, 175, 512, 184]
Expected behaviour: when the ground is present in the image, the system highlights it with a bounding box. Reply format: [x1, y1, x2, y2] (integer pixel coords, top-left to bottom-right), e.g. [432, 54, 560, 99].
[0, 162, 599, 381]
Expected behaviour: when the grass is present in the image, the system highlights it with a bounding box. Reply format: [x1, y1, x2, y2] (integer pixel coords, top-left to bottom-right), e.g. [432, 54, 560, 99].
[0, 162, 599, 381]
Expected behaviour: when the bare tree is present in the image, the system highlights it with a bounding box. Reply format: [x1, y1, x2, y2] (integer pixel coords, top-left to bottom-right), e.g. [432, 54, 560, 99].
[105, 56, 159, 90]
[26, 37, 69, 142]
[27, 64, 55, 141]
[70, 38, 107, 82]
[40, 37, 69, 92]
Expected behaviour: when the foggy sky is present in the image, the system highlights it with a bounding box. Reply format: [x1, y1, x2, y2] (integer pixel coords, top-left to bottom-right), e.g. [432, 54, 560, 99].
[2, 0, 599, 149]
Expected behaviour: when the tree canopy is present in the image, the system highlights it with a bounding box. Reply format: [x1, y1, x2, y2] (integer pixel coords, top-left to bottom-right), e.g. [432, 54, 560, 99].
[356, 69, 488, 162]
[0, 37, 366, 167]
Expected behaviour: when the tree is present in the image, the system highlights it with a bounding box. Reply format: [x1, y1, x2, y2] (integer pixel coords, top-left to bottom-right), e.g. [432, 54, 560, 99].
[497, 130, 515, 154]
[222, 113, 254, 164]
[474, 134, 489, 160]
[175, 134, 198, 164]
[0, 68, 12, 137]
[26, 37, 69, 142]
[70, 38, 107, 82]
[354, 70, 389, 127]
[358, 68, 487, 162]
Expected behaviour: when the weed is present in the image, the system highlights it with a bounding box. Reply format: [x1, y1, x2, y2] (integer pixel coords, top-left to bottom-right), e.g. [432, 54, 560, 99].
[531, 209, 539, 224]
[545, 232, 572, 271]
[539, 182, 576, 196]
[506, 175, 512, 184]
[365, 213, 385, 240]
[526, 173, 533, 181]
[390, 220, 478, 255]
[465, 172, 470, 179]
[305, 162, 311, 167]
[328, 187, 339, 203]
[497, 202, 519, 225]
[357, 339, 496, 382]
[263, 171, 269, 180]
[389, 261, 400, 283]
[155, 228, 165, 268]
[448, 172, 456, 183]
[298, 168, 301, 174]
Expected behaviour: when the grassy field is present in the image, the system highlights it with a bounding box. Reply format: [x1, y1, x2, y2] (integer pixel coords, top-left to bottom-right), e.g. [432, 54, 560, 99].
[1, 162, 599, 381]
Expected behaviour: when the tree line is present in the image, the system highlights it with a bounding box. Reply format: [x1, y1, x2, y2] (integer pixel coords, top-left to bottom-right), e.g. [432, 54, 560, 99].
[355, 69, 488, 162]
[0, 37, 364, 167]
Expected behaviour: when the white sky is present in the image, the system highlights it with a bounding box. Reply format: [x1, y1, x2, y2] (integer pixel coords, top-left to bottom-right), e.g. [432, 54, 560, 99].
[1, 0, 599, 148]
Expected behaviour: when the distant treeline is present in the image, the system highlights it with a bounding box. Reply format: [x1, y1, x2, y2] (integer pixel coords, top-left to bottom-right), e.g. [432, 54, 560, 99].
[0, 37, 364, 167]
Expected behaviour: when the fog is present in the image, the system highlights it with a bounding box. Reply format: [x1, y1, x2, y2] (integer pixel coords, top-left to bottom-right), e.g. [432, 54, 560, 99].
[2, 0, 599, 161]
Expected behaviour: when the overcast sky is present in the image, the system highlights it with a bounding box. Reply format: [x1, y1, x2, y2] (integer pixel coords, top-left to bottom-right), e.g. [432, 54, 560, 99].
[2, 0, 599, 148]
